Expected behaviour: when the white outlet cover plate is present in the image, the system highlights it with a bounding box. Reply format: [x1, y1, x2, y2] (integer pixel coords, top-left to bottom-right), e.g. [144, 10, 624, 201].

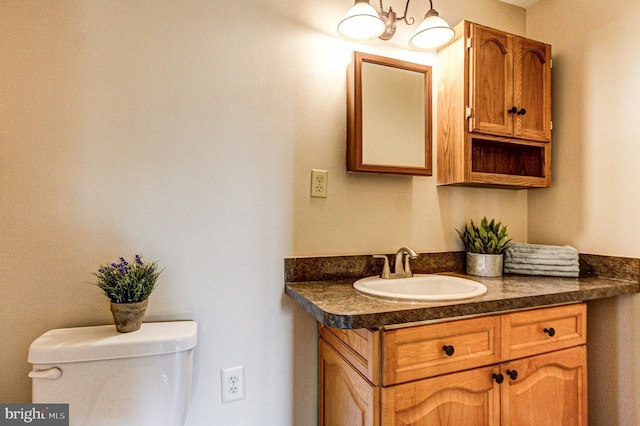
[310, 169, 328, 198]
[221, 365, 246, 403]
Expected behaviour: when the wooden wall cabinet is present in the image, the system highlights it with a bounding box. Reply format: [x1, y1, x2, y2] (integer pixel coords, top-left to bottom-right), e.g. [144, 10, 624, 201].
[318, 304, 587, 425]
[437, 21, 552, 188]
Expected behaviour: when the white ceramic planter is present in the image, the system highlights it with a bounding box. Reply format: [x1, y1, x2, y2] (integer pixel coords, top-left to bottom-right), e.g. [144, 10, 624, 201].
[466, 252, 504, 277]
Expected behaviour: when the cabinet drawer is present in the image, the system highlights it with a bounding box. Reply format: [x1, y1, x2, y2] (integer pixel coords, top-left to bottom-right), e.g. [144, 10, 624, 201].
[502, 303, 586, 360]
[382, 316, 501, 385]
[318, 323, 380, 384]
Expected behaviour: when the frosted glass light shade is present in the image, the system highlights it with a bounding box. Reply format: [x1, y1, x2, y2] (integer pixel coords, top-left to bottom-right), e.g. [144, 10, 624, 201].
[337, 0, 385, 41]
[408, 10, 455, 50]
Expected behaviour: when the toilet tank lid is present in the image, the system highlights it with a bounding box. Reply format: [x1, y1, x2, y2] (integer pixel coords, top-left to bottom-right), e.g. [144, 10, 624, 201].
[28, 321, 197, 364]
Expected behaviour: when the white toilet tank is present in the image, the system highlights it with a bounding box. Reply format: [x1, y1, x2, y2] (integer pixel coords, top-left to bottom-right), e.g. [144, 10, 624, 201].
[28, 321, 197, 426]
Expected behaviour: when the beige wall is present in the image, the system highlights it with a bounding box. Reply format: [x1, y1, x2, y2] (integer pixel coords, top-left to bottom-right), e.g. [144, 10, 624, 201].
[1, 1, 529, 424]
[527, 0, 640, 424]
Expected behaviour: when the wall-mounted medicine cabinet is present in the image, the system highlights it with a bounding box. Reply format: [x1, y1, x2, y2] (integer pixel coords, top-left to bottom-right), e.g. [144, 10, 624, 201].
[346, 52, 433, 176]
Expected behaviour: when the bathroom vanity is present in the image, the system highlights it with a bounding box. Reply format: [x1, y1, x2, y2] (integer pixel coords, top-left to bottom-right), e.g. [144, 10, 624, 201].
[284, 252, 640, 426]
[319, 303, 586, 425]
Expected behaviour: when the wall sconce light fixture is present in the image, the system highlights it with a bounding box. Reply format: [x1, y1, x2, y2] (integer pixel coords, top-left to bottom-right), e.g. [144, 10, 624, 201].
[337, 0, 455, 50]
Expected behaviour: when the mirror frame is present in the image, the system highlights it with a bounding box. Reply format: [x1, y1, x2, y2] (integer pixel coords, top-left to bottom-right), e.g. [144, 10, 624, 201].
[346, 51, 433, 176]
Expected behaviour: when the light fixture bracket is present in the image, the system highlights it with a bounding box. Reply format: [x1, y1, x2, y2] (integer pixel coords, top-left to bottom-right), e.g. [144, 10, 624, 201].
[378, 0, 416, 41]
[424, 8, 439, 19]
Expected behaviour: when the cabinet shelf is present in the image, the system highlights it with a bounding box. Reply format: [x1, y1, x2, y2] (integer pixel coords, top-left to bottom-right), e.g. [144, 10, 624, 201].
[471, 138, 545, 177]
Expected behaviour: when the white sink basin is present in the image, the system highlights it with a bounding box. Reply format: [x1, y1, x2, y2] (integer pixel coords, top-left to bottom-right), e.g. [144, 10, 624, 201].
[353, 274, 487, 301]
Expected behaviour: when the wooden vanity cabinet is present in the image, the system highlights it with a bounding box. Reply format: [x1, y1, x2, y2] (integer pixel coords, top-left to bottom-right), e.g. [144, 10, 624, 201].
[437, 21, 552, 188]
[318, 304, 587, 425]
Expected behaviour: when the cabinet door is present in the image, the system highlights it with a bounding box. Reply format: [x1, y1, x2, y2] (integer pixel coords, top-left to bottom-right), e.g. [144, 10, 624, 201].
[318, 338, 379, 426]
[382, 365, 500, 426]
[514, 36, 552, 141]
[469, 23, 514, 137]
[502, 346, 587, 426]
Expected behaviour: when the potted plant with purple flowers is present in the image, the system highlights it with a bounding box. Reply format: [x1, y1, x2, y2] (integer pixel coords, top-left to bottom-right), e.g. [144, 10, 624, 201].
[91, 254, 162, 332]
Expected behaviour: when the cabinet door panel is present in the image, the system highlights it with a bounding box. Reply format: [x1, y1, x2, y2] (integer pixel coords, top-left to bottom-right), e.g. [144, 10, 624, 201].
[382, 365, 500, 426]
[470, 24, 513, 137]
[319, 339, 379, 426]
[502, 346, 587, 426]
[514, 37, 552, 141]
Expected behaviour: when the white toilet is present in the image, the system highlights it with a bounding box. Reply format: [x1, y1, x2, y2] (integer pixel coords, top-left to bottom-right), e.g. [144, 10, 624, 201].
[28, 321, 197, 426]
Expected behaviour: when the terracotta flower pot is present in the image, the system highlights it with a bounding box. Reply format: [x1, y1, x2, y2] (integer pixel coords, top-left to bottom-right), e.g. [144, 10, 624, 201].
[110, 299, 149, 333]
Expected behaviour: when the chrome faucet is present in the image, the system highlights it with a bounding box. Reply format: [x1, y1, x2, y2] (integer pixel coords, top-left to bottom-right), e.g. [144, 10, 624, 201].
[372, 254, 391, 279]
[373, 247, 418, 279]
[394, 247, 418, 278]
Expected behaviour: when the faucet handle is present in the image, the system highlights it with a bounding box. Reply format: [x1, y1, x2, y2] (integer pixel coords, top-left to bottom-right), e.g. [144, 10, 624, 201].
[373, 255, 391, 279]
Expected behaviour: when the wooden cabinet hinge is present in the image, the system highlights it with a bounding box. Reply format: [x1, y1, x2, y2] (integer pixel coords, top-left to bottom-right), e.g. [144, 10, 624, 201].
[550, 121, 553, 130]
[467, 37, 473, 49]
[466, 106, 472, 119]
[550, 58, 553, 69]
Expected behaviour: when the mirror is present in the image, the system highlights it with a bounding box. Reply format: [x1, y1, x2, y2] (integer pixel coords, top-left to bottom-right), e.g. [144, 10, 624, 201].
[347, 52, 432, 176]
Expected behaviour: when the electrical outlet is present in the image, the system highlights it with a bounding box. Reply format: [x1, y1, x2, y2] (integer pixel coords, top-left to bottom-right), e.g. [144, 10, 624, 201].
[221, 366, 245, 403]
[310, 169, 328, 198]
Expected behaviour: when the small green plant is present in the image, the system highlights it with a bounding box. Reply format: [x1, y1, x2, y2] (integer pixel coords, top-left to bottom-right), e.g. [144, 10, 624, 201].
[91, 254, 162, 303]
[456, 217, 511, 254]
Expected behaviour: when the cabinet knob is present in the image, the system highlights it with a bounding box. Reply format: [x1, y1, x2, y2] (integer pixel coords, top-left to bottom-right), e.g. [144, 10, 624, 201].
[442, 345, 455, 356]
[492, 373, 504, 384]
[506, 369, 518, 380]
[508, 106, 518, 114]
[544, 327, 556, 337]
[517, 108, 527, 115]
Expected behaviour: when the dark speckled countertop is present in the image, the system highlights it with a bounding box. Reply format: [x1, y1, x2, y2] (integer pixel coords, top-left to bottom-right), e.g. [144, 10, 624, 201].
[284, 252, 640, 329]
